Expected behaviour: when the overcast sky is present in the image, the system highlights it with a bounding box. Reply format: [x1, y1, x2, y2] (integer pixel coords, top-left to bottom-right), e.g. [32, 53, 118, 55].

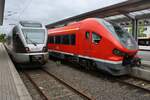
[0, 0, 127, 33]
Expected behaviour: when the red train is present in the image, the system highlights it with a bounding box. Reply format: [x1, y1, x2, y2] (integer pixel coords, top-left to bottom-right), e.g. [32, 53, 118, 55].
[47, 18, 141, 76]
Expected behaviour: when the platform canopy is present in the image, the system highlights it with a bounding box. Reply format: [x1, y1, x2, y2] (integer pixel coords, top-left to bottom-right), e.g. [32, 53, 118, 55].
[0, 0, 5, 25]
[106, 9, 150, 23]
[46, 0, 150, 28]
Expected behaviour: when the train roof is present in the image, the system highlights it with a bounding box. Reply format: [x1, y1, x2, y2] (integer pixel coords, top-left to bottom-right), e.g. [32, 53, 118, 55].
[19, 21, 44, 28]
[48, 18, 102, 34]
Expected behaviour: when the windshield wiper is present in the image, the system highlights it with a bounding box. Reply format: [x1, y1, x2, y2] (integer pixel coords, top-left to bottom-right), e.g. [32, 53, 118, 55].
[25, 36, 37, 46]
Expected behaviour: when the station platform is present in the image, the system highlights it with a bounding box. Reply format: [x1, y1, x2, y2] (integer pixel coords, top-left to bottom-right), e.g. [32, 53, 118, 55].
[130, 48, 150, 81]
[0, 43, 32, 100]
[138, 50, 150, 66]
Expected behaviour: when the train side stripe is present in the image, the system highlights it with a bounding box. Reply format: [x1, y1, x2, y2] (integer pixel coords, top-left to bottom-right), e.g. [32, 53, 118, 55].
[48, 49, 122, 64]
[48, 28, 80, 34]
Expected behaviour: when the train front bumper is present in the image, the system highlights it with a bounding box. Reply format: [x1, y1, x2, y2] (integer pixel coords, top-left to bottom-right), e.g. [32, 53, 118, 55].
[95, 61, 130, 76]
[95, 56, 141, 76]
[14, 52, 48, 64]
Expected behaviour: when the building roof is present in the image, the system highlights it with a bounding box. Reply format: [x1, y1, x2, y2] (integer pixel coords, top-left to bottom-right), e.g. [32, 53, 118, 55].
[46, 0, 150, 28]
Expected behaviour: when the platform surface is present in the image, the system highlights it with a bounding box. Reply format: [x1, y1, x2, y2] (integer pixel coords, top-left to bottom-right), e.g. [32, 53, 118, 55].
[138, 46, 150, 66]
[138, 50, 150, 66]
[128, 47, 150, 81]
[0, 43, 32, 100]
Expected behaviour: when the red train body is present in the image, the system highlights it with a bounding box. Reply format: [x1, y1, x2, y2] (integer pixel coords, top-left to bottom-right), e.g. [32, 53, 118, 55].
[48, 18, 140, 76]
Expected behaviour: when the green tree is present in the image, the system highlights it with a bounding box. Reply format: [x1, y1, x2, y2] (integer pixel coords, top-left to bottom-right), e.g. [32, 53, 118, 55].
[0, 33, 6, 42]
[138, 20, 146, 37]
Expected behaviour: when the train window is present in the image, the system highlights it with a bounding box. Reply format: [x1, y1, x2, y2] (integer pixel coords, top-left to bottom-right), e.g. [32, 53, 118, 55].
[48, 36, 54, 43]
[70, 34, 76, 45]
[62, 35, 70, 45]
[20, 22, 42, 27]
[92, 32, 101, 44]
[85, 32, 90, 39]
[55, 36, 61, 44]
[48, 36, 51, 43]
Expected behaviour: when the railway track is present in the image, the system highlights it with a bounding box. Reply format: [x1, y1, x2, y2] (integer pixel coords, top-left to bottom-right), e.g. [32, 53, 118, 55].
[20, 60, 150, 100]
[54, 60, 150, 94]
[23, 71, 49, 100]
[23, 69, 95, 100]
[116, 76, 150, 93]
[51, 59, 150, 94]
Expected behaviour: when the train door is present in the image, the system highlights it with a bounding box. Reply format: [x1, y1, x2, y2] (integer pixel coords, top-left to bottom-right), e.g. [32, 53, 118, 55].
[82, 31, 91, 56]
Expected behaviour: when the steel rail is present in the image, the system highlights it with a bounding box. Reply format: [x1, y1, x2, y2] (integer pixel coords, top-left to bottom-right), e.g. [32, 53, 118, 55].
[42, 69, 96, 100]
[50, 59, 150, 94]
[116, 76, 150, 93]
[23, 71, 49, 100]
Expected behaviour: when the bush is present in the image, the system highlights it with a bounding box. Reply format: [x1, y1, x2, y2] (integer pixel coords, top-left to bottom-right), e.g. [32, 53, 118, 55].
[0, 34, 6, 42]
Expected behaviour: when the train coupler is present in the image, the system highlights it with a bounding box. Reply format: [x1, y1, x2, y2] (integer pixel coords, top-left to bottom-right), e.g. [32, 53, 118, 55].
[131, 57, 141, 67]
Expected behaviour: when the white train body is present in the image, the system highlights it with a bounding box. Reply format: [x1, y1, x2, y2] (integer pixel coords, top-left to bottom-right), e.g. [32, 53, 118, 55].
[5, 21, 48, 65]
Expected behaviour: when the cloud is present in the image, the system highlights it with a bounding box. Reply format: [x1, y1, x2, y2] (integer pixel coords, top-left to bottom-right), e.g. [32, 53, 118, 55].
[0, 0, 126, 33]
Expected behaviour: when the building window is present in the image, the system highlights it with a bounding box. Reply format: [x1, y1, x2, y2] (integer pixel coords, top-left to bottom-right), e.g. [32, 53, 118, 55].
[92, 32, 101, 44]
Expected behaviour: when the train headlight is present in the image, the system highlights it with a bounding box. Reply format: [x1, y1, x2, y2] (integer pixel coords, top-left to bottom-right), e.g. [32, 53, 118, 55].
[113, 49, 125, 56]
[42, 46, 48, 52]
[25, 47, 30, 52]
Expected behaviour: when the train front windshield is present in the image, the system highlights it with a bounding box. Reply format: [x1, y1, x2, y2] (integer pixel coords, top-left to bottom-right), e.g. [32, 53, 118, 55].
[22, 29, 45, 44]
[98, 19, 138, 50]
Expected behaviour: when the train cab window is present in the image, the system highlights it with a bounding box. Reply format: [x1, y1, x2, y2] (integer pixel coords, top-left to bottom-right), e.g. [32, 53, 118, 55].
[62, 35, 70, 45]
[85, 32, 90, 39]
[70, 34, 76, 45]
[92, 32, 101, 44]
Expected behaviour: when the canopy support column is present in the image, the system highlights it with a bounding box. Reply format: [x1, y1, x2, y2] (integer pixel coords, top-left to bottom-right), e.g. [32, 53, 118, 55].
[123, 13, 138, 40]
